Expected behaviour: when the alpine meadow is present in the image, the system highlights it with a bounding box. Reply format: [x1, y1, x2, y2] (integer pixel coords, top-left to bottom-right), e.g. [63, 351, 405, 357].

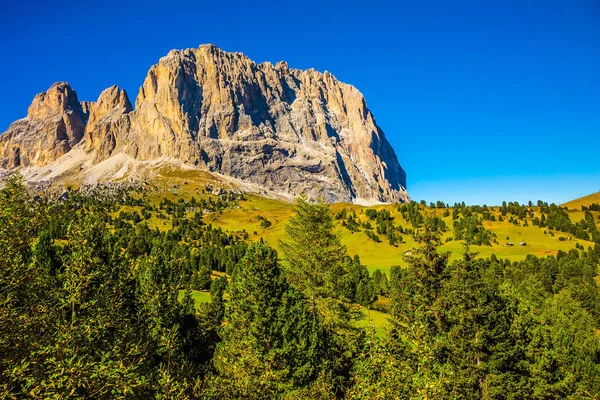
[1, 2, 599, 399]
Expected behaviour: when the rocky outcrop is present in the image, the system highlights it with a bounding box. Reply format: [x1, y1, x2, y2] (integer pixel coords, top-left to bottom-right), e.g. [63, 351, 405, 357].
[83, 85, 132, 161]
[0, 45, 408, 203]
[0, 82, 86, 168]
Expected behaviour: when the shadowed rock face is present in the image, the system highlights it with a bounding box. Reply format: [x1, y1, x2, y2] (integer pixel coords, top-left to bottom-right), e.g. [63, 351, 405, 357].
[0, 45, 408, 203]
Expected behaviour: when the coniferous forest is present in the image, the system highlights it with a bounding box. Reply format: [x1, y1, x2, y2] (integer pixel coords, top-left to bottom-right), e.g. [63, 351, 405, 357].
[1, 173, 600, 399]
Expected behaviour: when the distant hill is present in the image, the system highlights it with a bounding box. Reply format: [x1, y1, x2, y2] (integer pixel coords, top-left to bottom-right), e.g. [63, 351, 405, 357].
[562, 191, 600, 210]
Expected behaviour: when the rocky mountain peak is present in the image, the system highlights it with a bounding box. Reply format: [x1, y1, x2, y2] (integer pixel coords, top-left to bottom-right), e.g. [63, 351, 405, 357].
[85, 86, 132, 129]
[0, 82, 86, 168]
[275, 61, 289, 71]
[83, 85, 132, 159]
[1, 45, 409, 203]
[27, 82, 83, 120]
[96, 86, 132, 114]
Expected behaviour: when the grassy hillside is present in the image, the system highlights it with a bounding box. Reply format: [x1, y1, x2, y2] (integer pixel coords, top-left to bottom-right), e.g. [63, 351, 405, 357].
[125, 168, 597, 276]
[563, 191, 600, 210]
[217, 198, 594, 274]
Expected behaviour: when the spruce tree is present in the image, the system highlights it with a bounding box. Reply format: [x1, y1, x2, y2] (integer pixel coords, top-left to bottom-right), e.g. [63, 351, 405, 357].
[439, 246, 520, 398]
[279, 196, 347, 301]
[390, 221, 451, 397]
[213, 242, 324, 397]
[279, 197, 365, 394]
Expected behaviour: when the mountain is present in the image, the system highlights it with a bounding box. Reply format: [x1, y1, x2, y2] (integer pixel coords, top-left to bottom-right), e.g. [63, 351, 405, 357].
[0, 44, 408, 204]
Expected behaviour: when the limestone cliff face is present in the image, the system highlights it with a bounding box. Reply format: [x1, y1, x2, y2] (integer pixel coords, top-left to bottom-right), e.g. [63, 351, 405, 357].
[83, 85, 133, 161]
[0, 45, 408, 203]
[0, 82, 86, 168]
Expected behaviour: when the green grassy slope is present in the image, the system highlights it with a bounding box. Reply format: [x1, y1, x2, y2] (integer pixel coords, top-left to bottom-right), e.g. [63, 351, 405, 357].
[177, 290, 212, 310]
[207, 197, 594, 274]
[128, 168, 596, 275]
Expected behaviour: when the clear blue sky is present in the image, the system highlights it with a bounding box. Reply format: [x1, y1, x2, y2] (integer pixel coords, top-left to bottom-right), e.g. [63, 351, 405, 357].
[1, 0, 598, 205]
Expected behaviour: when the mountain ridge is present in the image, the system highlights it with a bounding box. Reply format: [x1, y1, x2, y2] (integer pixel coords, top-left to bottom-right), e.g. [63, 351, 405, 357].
[0, 44, 409, 204]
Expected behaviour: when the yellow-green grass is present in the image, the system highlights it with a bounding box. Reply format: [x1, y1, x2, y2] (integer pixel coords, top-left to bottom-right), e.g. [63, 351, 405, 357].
[358, 307, 391, 336]
[341, 230, 413, 273]
[568, 210, 585, 223]
[175, 287, 392, 335]
[211, 270, 229, 279]
[205, 194, 294, 241]
[187, 189, 594, 273]
[206, 196, 413, 273]
[565, 210, 600, 224]
[214, 197, 594, 273]
[114, 172, 595, 275]
[439, 219, 594, 261]
[178, 289, 212, 310]
[563, 191, 600, 210]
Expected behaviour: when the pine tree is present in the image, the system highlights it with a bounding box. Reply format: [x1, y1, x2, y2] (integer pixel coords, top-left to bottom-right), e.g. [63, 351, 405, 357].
[213, 242, 324, 397]
[279, 196, 347, 301]
[279, 197, 365, 395]
[32, 230, 61, 275]
[522, 291, 600, 398]
[392, 223, 449, 338]
[390, 222, 451, 397]
[438, 246, 520, 398]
